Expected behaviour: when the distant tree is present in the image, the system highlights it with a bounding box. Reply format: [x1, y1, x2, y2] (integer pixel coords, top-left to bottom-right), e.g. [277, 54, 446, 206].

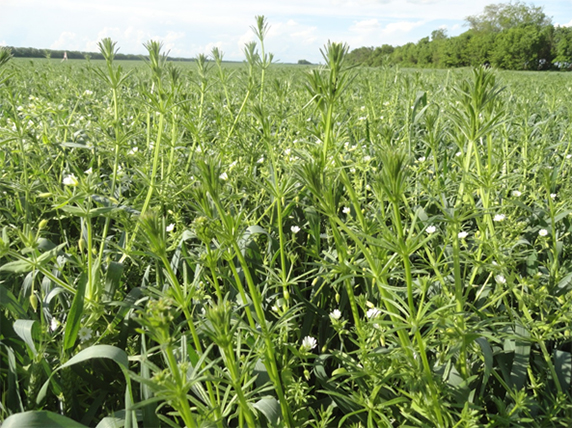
[553, 26, 572, 68]
[297, 59, 312, 65]
[492, 24, 553, 69]
[466, 0, 552, 33]
[431, 28, 448, 41]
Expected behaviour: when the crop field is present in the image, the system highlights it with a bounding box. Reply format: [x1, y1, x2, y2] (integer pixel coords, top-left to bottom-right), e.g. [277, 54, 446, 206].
[1, 31, 572, 428]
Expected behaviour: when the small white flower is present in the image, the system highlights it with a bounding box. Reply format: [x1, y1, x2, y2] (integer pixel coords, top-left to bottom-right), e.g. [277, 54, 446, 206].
[417, 156, 426, 162]
[458, 231, 468, 239]
[166, 223, 175, 232]
[84, 167, 93, 175]
[366, 307, 381, 319]
[455, 151, 462, 157]
[219, 172, 228, 180]
[229, 160, 238, 168]
[83, 90, 93, 96]
[493, 214, 505, 222]
[342, 206, 351, 214]
[358, 116, 367, 121]
[78, 326, 93, 342]
[494, 275, 506, 285]
[301, 336, 317, 351]
[349, 167, 356, 173]
[50, 317, 60, 332]
[330, 309, 342, 320]
[128, 147, 138, 155]
[426, 225, 436, 234]
[257, 157, 264, 164]
[512, 190, 521, 197]
[284, 148, 291, 156]
[363, 155, 371, 162]
[62, 173, 78, 186]
[291, 225, 301, 234]
[538, 229, 548, 237]
[550, 193, 556, 199]
[567, 154, 572, 159]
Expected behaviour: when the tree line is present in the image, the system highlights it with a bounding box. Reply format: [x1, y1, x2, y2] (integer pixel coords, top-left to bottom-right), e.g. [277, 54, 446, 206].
[347, 1, 572, 70]
[3, 46, 195, 62]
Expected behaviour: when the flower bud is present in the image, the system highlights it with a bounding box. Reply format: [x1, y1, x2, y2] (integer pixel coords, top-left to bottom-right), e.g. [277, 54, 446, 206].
[29, 294, 38, 312]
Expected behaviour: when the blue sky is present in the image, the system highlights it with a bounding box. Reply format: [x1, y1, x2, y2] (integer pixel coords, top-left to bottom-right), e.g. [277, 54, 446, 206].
[1, 0, 571, 63]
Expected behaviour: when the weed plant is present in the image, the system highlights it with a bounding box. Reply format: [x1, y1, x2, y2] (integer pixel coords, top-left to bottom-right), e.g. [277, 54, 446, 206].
[0, 18, 572, 427]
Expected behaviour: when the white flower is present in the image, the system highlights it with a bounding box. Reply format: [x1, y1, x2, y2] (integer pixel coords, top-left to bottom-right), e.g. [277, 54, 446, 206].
[358, 116, 367, 121]
[50, 317, 60, 332]
[301, 336, 317, 351]
[512, 190, 522, 197]
[550, 193, 557, 199]
[366, 307, 381, 319]
[78, 326, 93, 342]
[538, 229, 548, 237]
[166, 223, 175, 232]
[284, 148, 291, 156]
[494, 275, 506, 285]
[342, 206, 351, 214]
[567, 154, 572, 159]
[455, 151, 462, 157]
[330, 309, 342, 320]
[426, 225, 436, 234]
[458, 231, 468, 239]
[62, 173, 78, 186]
[229, 160, 238, 168]
[84, 167, 93, 175]
[493, 214, 505, 222]
[417, 156, 426, 162]
[83, 90, 93, 96]
[291, 225, 301, 234]
[257, 157, 264, 164]
[349, 167, 356, 173]
[363, 155, 371, 162]
[219, 172, 228, 180]
[128, 147, 138, 155]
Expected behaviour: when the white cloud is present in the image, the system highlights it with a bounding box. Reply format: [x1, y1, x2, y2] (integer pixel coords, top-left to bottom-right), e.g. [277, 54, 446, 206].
[350, 19, 382, 33]
[155, 31, 185, 56]
[50, 31, 80, 50]
[0, 40, 6, 46]
[267, 19, 318, 44]
[383, 20, 425, 34]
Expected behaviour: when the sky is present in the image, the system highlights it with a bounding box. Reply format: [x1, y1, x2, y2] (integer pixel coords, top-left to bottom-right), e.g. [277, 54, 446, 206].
[1, 0, 571, 64]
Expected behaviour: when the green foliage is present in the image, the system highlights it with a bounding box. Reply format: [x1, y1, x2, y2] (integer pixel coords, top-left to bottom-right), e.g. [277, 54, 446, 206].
[1, 17, 572, 428]
[347, 1, 569, 71]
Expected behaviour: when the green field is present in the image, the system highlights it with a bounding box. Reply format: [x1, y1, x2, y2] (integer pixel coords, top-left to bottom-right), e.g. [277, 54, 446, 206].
[1, 39, 572, 427]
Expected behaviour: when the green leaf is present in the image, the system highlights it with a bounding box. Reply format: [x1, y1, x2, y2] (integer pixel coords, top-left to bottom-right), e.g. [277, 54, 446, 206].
[61, 141, 94, 149]
[0, 282, 27, 318]
[476, 337, 493, 395]
[554, 350, 572, 392]
[253, 396, 281, 426]
[63, 273, 88, 351]
[510, 323, 530, 390]
[2, 410, 88, 428]
[37, 345, 130, 405]
[13, 319, 39, 356]
[103, 261, 124, 302]
[0, 259, 34, 274]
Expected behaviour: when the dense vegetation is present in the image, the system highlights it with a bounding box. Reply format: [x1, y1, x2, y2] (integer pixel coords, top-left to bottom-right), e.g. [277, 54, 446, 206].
[1, 16, 572, 427]
[347, 1, 572, 70]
